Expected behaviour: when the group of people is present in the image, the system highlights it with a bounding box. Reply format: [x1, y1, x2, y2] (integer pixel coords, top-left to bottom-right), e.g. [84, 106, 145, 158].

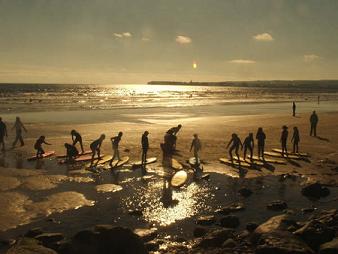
[0, 117, 27, 151]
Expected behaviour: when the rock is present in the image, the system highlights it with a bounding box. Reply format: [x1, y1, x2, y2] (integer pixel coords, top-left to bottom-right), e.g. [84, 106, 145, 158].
[220, 215, 240, 228]
[267, 200, 288, 211]
[25, 228, 44, 238]
[238, 187, 253, 197]
[319, 237, 338, 254]
[215, 202, 245, 215]
[254, 215, 290, 235]
[6, 238, 57, 254]
[246, 222, 259, 232]
[144, 240, 159, 252]
[301, 182, 330, 198]
[195, 228, 234, 248]
[302, 208, 317, 214]
[222, 238, 237, 248]
[35, 233, 64, 248]
[193, 227, 208, 238]
[196, 215, 216, 226]
[134, 228, 158, 242]
[128, 209, 143, 216]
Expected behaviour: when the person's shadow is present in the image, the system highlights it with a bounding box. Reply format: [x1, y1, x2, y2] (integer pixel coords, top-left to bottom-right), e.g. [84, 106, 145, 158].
[315, 136, 330, 142]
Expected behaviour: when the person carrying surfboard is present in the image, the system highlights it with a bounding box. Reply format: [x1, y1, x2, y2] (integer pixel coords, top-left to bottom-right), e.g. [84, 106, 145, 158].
[109, 132, 123, 167]
[190, 133, 201, 164]
[34, 136, 51, 158]
[280, 126, 289, 156]
[291, 127, 300, 153]
[226, 133, 243, 164]
[90, 134, 105, 165]
[12, 117, 27, 148]
[0, 117, 8, 152]
[256, 127, 266, 160]
[141, 131, 149, 168]
[71, 129, 84, 154]
[243, 133, 254, 161]
[64, 143, 79, 162]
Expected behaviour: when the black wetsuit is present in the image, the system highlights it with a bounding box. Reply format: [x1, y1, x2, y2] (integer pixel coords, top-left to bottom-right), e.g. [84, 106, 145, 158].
[310, 113, 318, 136]
[280, 129, 288, 155]
[243, 136, 254, 160]
[141, 134, 149, 165]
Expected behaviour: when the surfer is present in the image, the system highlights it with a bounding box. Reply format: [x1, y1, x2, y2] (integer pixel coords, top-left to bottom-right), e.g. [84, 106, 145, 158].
[291, 127, 300, 153]
[167, 124, 182, 150]
[12, 117, 27, 148]
[141, 131, 149, 168]
[280, 126, 288, 156]
[256, 127, 266, 160]
[310, 111, 318, 137]
[90, 134, 105, 164]
[226, 133, 243, 163]
[292, 102, 296, 117]
[71, 129, 84, 153]
[109, 131, 123, 167]
[64, 143, 79, 162]
[190, 133, 201, 164]
[243, 133, 254, 160]
[34, 136, 51, 158]
[0, 117, 8, 152]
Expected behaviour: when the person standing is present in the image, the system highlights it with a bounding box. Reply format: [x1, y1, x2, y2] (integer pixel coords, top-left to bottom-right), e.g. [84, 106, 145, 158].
[190, 133, 202, 163]
[291, 127, 300, 153]
[0, 117, 7, 152]
[71, 130, 84, 154]
[280, 126, 288, 156]
[12, 117, 27, 148]
[109, 131, 123, 167]
[141, 131, 149, 168]
[243, 133, 254, 160]
[292, 102, 296, 117]
[226, 133, 242, 163]
[256, 127, 266, 160]
[310, 111, 319, 137]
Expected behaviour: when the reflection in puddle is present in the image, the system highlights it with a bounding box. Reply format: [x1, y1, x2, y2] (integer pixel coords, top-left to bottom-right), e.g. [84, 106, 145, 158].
[95, 184, 123, 193]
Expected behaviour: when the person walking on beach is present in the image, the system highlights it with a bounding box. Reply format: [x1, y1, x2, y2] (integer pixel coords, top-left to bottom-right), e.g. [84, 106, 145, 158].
[167, 124, 182, 150]
[190, 133, 201, 164]
[12, 117, 27, 148]
[280, 126, 288, 156]
[292, 102, 296, 117]
[34, 136, 51, 158]
[243, 133, 254, 160]
[90, 134, 105, 165]
[71, 130, 84, 154]
[141, 131, 149, 168]
[226, 133, 242, 163]
[291, 127, 300, 153]
[310, 111, 319, 137]
[0, 117, 8, 152]
[109, 131, 123, 167]
[256, 127, 266, 160]
[64, 143, 79, 162]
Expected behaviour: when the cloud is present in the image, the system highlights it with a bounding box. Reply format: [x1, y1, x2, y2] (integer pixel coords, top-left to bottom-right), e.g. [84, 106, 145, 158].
[304, 54, 320, 63]
[113, 32, 132, 38]
[176, 35, 192, 44]
[253, 33, 274, 42]
[229, 59, 256, 64]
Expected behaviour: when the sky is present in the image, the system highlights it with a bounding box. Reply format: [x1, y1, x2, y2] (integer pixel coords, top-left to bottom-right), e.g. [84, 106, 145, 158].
[0, 0, 338, 84]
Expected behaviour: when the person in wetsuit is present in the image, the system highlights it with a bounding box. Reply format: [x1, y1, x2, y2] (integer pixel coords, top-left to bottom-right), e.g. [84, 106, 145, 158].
[256, 127, 266, 160]
[310, 111, 319, 137]
[109, 132, 123, 167]
[243, 133, 254, 160]
[292, 102, 296, 117]
[71, 130, 84, 154]
[141, 131, 149, 168]
[64, 143, 79, 161]
[167, 124, 182, 150]
[190, 133, 202, 164]
[226, 133, 243, 163]
[12, 117, 27, 148]
[280, 125, 288, 156]
[0, 117, 7, 152]
[34, 136, 51, 158]
[291, 127, 300, 153]
[90, 134, 105, 164]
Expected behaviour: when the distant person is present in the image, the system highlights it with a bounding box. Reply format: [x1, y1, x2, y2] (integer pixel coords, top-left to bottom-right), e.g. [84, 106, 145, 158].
[141, 131, 149, 168]
[310, 111, 319, 137]
[34, 136, 51, 158]
[256, 127, 266, 160]
[280, 126, 288, 156]
[291, 127, 300, 153]
[64, 143, 79, 162]
[71, 130, 84, 154]
[90, 134, 105, 164]
[292, 102, 296, 117]
[12, 117, 27, 148]
[243, 133, 254, 160]
[109, 131, 123, 167]
[0, 117, 8, 151]
[190, 133, 202, 163]
[226, 133, 242, 163]
[167, 124, 182, 150]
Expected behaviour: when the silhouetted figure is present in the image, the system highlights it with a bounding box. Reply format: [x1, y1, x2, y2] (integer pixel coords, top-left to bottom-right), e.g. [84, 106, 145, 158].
[280, 126, 288, 156]
[310, 111, 318, 137]
[163, 130, 175, 155]
[243, 133, 254, 160]
[292, 102, 296, 117]
[109, 132, 123, 167]
[167, 124, 182, 150]
[0, 117, 7, 152]
[226, 133, 242, 163]
[34, 136, 51, 158]
[90, 134, 105, 164]
[141, 131, 149, 168]
[12, 117, 27, 148]
[291, 127, 300, 153]
[64, 143, 78, 162]
[190, 133, 201, 163]
[256, 127, 266, 160]
[71, 130, 84, 153]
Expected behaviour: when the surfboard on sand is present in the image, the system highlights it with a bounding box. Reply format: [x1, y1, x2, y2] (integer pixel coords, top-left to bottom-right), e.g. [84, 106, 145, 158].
[85, 155, 112, 168]
[188, 157, 202, 165]
[27, 151, 55, 161]
[251, 156, 286, 165]
[57, 150, 92, 158]
[59, 153, 105, 164]
[171, 158, 183, 170]
[219, 158, 251, 167]
[108, 156, 130, 169]
[264, 151, 302, 160]
[272, 148, 310, 157]
[132, 157, 157, 167]
[170, 170, 188, 187]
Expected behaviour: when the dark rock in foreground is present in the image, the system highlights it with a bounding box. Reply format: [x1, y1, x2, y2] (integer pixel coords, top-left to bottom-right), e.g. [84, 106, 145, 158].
[319, 237, 338, 254]
[301, 182, 330, 198]
[7, 238, 57, 254]
[220, 215, 240, 228]
[266, 200, 288, 211]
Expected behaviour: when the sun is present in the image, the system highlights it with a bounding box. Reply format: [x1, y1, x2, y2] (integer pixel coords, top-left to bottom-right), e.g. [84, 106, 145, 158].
[193, 62, 197, 69]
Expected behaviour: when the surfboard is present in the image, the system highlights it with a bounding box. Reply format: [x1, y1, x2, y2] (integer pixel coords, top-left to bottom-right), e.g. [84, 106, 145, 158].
[188, 157, 201, 165]
[171, 158, 183, 170]
[251, 156, 286, 165]
[170, 170, 188, 187]
[109, 156, 130, 169]
[264, 151, 302, 160]
[219, 158, 251, 167]
[57, 150, 92, 158]
[85, 155, 113, 168]
[27, 151, 55, 161]
[237, 157, 265, 166]
[272, 149, 310, 157]
[132, 157, 157, 167]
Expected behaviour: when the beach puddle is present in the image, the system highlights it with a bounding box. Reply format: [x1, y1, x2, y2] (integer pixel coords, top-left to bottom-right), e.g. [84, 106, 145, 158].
[22, 175, 67, 191]
[95, 184, 123, 193]
[0, 175, 21, 191]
